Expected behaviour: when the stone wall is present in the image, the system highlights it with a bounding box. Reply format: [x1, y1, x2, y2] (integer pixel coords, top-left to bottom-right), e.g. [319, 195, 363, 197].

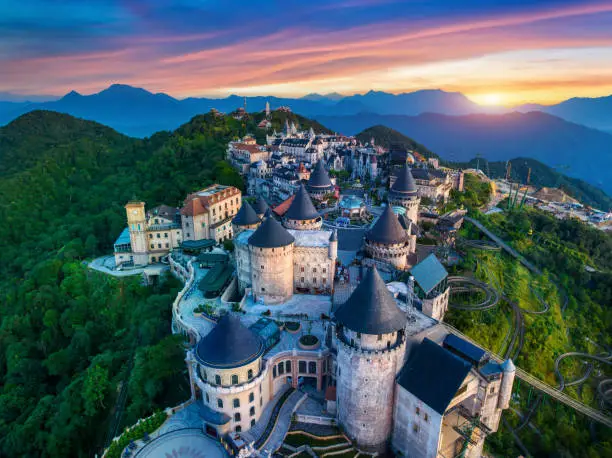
[293, 246, 334, 294]
[251, 244, 295, 304]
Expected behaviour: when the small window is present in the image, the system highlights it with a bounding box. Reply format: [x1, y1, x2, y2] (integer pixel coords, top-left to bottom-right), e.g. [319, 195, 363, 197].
[215, 375, 221, 385]
[249, 393, 254, 403]
[286, 360, 292, 372]
[490, 387, 495, 394]
[301, 277, 305, 283]
[205, 393, 210, 403]
[413, 423, 420, 433]
[273, 366, 277, 378]
[202, 371, 207, 381]
[299, 361, 306, 373]
[232, 374, 239, 385]
[235, 425, 241, 433]
[250, 406, 255, 416]
[251, 419, 256, 427]
[150, 244, 154, 249]
[218, 399, 223, 408]
[164, 233, 168, 238]
[149, 234, 153, 239]
[233, 398, 240, 408]
[308, 362, 317, 374]
[313, 268, 317, 273]
[416, 407, 420, 416]
[301, 267, 304, 272]
[260, 397, 263, 407]
[261, 287, 265, 292]
[234, 412, 241, 421]
[156, 233, 160, 238]
[323, 268, 326, 273]
[424, 413, 429, 422]
[278, 363, 285, 375]
[248, 369, 253, 380]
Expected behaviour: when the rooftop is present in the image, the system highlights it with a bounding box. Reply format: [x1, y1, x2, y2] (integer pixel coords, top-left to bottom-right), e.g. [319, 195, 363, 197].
[410, 254, 448, 295]
[390, 165, 417, 195]
[365, 205, 409, 245]
[307, 160, 334, 191]
[334, 267, 407, 335]
[397, 338, 472, 415]
[285, 184, 320, 221]
[248, 216, 295, 248]
[288, 229, 332, 248]
[232, 201, 260, 226]
[194, 314, 265, 369]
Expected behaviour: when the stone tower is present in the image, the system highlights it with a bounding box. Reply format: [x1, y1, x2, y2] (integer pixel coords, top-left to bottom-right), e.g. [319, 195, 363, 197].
[329, 229, 338, 260]
[248, 216, 295, 304]
[364, 205, 411, 269]
[498, 359, 516, 409]
[388, 165, 420, 223]
[265, 101, 271, 118]
[283, 184, 322, 230]
[334, 267, 407, 452]
[232, 201, 261, 235]
[125, 201, 148, 265]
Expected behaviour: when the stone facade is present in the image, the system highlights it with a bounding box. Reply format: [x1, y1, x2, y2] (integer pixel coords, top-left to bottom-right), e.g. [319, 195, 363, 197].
[335, 327, 406, 452]
[284, 216, 322, 231]
[421, 286, 450, 322]
[364, 239, 410, 269]
[389, 195, 420, 223]
[251, 244, 295, 304]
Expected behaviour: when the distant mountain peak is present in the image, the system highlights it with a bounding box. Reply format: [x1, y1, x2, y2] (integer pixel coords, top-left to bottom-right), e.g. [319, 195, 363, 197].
[62, 90, 82, 100]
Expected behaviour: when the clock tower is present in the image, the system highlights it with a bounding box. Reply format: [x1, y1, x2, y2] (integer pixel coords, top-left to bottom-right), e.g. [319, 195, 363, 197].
[125, 201, 148, 265]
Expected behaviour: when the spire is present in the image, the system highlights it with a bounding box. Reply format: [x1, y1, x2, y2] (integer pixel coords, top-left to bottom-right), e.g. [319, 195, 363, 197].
[232, 201, 260, 226]
[334, 267, 407, 335]
[366, 205, 408, 245]
[329, 229, 338, 242]
[307, 160, 333, 193]
[285, 184, 319, 221]
[249, 214, 295, 248]
[253, 196, 269, 217]
[390, 165, 417, 195]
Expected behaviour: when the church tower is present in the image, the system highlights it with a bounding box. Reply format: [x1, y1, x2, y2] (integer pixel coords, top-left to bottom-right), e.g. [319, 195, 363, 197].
[334, 267, 407, 452]
[125, 201, 148, 265]
[265, 101, 271, 118]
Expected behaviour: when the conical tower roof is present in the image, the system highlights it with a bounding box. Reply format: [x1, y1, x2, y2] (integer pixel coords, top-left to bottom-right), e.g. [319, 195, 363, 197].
[285, 184, 320, 221]
[248, 214, 295, 248]
[335, 267, 406, 335]
[390, 165, 417, 196]
[366, 205, 409, 245]
[307, 160, 333, 192]
[253, 196, 269, 216]
[232, 201, 260, 226]
[195, 314, 264, 368]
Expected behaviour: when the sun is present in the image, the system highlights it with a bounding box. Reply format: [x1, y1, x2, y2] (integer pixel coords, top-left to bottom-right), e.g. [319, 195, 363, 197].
[478, 93, 503, 106]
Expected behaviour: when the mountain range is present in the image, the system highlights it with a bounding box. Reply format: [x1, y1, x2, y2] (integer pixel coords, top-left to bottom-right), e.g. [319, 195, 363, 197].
[317, 112, 612, 195]
[1, 84, 611, 136]
[1, 84, 611, 195]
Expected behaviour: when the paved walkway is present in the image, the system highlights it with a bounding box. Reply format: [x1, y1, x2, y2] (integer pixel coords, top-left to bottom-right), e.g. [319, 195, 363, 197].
[88, 255, 162, 277]
[134, 428, 227, 458]
[241, 385, 292, 444]
[260, 390, 307, 454]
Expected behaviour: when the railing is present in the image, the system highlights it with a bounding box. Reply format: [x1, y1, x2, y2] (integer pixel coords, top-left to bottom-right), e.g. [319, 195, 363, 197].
[168, 255, 199, 342]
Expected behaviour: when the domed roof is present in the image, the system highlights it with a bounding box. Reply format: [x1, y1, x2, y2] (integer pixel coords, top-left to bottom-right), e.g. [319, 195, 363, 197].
[232, 201, 260, 226]
[248, 214, 295, 248]
[366, 205, 409, 245]
[253, 196, 269, 216]
[195, 315, 264, 369]
[390, 165, 417, 196]
[285, 184, 320, 221]
[501, 359, 516, 372]
[307, 161, 333, 192]
[334, 267, 407, 335]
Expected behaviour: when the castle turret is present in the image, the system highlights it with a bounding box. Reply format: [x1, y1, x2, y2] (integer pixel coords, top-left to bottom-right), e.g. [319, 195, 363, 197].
[329, 229, 338, 260]
[248, 216, 295, 304]
[364, 205, 411, 269]
[283, 184, 322, 230]
[334, 267, 407, 452]
[498, 359, 516, 409]
[307, 160, 334, 199]
[232, 201, 261, 235]
[253, 196, 269, 219]
[388, 165, 420, 223]
[125, 201, 148, 266]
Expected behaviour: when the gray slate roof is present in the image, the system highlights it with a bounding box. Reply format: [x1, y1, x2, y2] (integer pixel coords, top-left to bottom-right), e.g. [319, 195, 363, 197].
[285, 184, 320, 221]
[334, 267, 407, 335]
[397, 338, 471, 415]
[249, 214, 295, 248]
[253, 196, 270, 216]
[366, 205, 409, 245]
[307, 160, 333, 191]
[390, 165, 417, 195]
[232, 201, 260, 226]
[195, 314, 265, 369]
[410, 253, 448, 295]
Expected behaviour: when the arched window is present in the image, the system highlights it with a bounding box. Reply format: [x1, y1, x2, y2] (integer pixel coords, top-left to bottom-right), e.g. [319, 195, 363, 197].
[233, 398, 240, 408]
[248, 369, 253, 380]
[235, 425, 242, 433]
[278, 363, 285, 375]
[234, 413, 241, 421]
[273, 366, 277, 378]
[299, 361, 306, 373]
[249, 393, 254, 403]
[251, 419, 256, 427]
[215, 375, 221, 385]
[218, 399, 223, 408]
[250, 406, 255, 416]
[231, 374, 239, 385]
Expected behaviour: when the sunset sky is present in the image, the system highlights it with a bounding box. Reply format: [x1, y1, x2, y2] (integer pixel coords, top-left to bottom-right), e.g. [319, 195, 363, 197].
[2, 0, 612, 106]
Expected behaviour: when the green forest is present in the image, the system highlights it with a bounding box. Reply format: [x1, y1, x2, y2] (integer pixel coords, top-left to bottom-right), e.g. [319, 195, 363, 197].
[0, 109, 317, 457]
[445, 205, 612, 457]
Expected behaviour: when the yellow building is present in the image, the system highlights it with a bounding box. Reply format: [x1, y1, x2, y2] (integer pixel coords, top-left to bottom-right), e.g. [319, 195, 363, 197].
[180, 185, 242, 243]
[115, 203, 182, 267]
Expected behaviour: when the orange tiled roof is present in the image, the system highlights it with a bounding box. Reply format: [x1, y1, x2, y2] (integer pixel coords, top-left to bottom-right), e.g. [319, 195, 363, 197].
[272, 194, 295, 217]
